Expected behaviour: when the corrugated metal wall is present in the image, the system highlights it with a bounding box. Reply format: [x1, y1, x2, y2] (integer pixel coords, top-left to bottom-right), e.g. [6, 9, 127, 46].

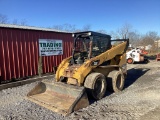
[0, 27, 73, 81]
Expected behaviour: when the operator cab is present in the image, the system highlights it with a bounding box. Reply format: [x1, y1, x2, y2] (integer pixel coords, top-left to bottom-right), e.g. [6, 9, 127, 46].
[71, 31, 111, 64]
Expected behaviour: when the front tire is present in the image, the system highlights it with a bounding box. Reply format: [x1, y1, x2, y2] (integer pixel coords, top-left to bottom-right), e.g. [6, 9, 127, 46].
[84, 73, 107, 100]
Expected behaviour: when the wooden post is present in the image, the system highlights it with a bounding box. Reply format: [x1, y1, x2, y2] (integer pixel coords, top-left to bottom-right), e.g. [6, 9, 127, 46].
[38, 56, 42, 77]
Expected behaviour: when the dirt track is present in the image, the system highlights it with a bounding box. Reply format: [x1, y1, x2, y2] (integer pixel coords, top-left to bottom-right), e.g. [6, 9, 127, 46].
[0, 60, 160, 120]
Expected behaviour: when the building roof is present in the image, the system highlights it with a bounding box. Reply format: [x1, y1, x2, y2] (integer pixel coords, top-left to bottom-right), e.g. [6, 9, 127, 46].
[0, 24, 71, 33]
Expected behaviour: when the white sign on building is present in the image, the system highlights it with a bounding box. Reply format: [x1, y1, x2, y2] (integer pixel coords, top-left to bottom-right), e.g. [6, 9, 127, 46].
[39, 39, 63, 56]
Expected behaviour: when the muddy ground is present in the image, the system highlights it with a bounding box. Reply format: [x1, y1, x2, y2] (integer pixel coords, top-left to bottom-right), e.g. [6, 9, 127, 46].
[0, 60, 160, 120]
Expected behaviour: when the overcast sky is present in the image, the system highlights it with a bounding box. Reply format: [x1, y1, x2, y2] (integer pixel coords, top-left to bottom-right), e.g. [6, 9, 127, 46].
[0, 0, 160, 34]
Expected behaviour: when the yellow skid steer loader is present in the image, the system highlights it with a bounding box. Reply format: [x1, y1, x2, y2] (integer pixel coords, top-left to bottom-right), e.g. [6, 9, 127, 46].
[27, 31, 129, 116]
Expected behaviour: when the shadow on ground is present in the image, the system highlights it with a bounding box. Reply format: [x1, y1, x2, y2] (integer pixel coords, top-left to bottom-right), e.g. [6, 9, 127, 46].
[89, 68, 150, 104]
[89, 67, 150, 104]
[124, 68, 150, 88]
[145, 55, 156, 60]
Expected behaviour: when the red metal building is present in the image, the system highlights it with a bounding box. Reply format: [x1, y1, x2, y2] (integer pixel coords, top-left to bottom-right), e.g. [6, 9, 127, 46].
[0, 24, 73, 82]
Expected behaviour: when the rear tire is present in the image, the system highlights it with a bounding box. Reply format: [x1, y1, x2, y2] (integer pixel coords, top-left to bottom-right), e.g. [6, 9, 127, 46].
[107, 70, 125, 92]
[84, 73, 107, 100]
[127, 58, 134, 64]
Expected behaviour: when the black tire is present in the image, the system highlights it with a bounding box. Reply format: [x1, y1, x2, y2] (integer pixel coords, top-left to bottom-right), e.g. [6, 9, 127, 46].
[144, 58, 149, 63]
[127, 58, 134, 64]
[84, 73, 107, 100]
[107, 70, 125, 92]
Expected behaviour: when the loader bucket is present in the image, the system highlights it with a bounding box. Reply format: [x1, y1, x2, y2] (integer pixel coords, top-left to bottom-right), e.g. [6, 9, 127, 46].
[27, 80, 89, 116]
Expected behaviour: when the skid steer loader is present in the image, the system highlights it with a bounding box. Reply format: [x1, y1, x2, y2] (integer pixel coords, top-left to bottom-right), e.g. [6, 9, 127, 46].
[27, 31, 129, 116]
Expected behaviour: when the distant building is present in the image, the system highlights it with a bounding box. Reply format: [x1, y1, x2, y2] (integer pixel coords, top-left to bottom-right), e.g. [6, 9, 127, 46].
[137, 45, 152, 50]
[138, 46, 145, 49]
[155, 40, 160, 48]
[145, 45, 152, 50]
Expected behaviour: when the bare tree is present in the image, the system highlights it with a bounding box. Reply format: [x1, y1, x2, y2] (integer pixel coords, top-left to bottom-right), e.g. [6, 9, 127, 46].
[20, 19, 27, 26]
[110, 23, 132, 39]
[140, 31, 159, 46]
[12, 19, 28, 26]
[52, 23, 76, 32]
[117, 23, 132, 39]
[52, 23, 92, 32]
[128, 31, 141, 47]
[137, 31, 159, 53]
[109, 30, 119, 39]
[63, 23, 76, 32]
[52, 25, 63, 31]
[82, 24, 91, 31]
[12, 19, 19, 25]
[0, 14, 8, 24]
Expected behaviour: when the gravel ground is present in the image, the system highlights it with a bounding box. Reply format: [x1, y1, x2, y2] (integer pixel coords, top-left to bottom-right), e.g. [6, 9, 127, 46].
[0, 60, 160, 120]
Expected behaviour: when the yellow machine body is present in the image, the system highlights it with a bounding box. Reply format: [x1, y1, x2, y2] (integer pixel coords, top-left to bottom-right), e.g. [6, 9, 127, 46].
[27, 31, 129, 116]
